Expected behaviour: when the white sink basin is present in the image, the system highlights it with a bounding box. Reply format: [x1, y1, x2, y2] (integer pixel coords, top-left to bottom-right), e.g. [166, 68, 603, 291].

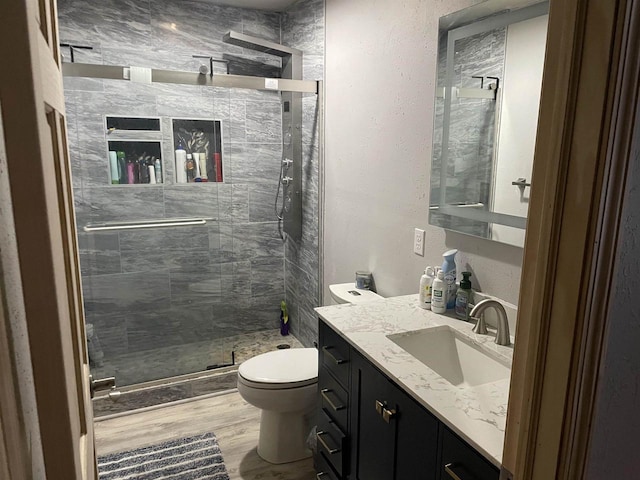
[387, 326, 511, 387]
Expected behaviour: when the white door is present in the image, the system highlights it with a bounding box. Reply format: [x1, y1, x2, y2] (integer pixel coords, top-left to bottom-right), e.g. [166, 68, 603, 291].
[0, 0, 96, 478]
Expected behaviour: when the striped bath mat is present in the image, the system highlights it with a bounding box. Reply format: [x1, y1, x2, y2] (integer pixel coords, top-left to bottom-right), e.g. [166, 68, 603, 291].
[98, 432, 230, 480]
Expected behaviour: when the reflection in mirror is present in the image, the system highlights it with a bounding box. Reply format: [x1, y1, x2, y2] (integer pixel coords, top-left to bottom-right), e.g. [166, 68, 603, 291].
[429, 1, 549, 247]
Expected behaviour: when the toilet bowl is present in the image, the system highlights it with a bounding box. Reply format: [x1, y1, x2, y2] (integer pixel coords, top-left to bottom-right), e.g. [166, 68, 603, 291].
[237, 348, 318, 464]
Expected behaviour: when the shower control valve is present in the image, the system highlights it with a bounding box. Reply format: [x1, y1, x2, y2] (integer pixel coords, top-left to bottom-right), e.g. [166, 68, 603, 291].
[282, 158, 293, 169]
[282, 176, 293, 186]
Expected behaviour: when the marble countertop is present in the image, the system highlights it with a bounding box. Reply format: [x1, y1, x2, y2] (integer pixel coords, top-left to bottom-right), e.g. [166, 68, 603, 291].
[315, 294, 514, 468]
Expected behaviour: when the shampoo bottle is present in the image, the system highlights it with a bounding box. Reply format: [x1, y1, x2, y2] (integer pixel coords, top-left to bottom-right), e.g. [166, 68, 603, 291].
[175, 141, 187, 183]
[431, 270, 447, 314]
[455, 272, 473, 319]
[418, 266, 436, 309]
[442, 249, 458, 309]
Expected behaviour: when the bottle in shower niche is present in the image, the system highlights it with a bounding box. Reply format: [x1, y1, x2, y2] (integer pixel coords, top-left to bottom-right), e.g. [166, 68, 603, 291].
[186, 153, 196, 182]
[138, 155, 150, 184]
[442, 249, 458, 309]
[117, 151, 127, 184]
[175, 141, 187, 183]
[126, 158, 135, 184]
[108, 151, 119, 184]
[154, 158, 162, 184]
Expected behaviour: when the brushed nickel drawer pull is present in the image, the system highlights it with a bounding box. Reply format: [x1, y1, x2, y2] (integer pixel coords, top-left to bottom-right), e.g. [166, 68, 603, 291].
[321, 388, 345, 411]
[444, 463, 466, 480]
[322, 346, 347, 365]
[316, 473, 328, 479]
[317, 431, 340, 455]
[382, 406, 397, 423]
[375, 400, 384, 415]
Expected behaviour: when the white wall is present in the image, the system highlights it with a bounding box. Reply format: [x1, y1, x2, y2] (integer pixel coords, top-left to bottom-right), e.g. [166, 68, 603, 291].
[492, 14, 547, 245]
[324, 0, 523, 305]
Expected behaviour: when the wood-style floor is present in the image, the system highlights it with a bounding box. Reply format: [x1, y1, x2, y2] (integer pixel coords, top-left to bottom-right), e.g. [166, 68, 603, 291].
[95, 390, 316, 480]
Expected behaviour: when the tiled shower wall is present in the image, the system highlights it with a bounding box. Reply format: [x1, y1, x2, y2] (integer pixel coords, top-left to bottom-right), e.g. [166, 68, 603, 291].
[283, 0, 324, 348]
[430, 27, 506, 237]
[58, 0, 323, 385]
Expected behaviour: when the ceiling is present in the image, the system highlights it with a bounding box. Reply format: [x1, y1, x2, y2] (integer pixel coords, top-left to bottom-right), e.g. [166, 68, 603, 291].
[202, 0, 300, 11]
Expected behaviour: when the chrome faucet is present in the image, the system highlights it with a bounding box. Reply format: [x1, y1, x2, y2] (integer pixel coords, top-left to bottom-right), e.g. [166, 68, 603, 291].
[469, 299, 511, 346]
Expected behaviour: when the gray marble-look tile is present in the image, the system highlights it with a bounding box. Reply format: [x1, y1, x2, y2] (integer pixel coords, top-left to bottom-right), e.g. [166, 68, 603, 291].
[228, 143, 281, 184]
[156, 93, 214, 118]
[219, 260, 252, 306]
[170, 264, 222, 307]
[249, 183, 278, 222]
[232, 222, 285, 260]
[150, 0, 244, 54]
[251, 255, 285, 303]
[242, 10, 281, 43]
[245, 100, 282, 143]
[74, 91, 158, 126]
[82, 186, 165, 222]
[163, 184, 219, 218]
[82, 270, 171, 315]
[303, 54, 324, 81]
[228, 100, 246, 144]
[302, 95, 320, 146]
[85, 313, 129, 358]
[119, 225, 211, 272]
[77, 231, 122, 276]
[125, 310, 184, 351]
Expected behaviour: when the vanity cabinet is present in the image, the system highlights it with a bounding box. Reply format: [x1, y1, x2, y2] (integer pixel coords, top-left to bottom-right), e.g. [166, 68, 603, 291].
[351, 351, 439, 480]
[316, 319, 499, 480]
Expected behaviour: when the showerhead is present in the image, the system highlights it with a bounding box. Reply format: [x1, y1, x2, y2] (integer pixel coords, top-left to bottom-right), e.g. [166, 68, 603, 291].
[222, 30, 302, 58]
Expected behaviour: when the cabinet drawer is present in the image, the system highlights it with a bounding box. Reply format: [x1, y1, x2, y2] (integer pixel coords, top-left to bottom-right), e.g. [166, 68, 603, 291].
[440, 428, 499, 480]
[318, 409, 347, 478]
[315, 449, 340, 480]
[319, 321, 350, 387]
[319, 366, 349, 432]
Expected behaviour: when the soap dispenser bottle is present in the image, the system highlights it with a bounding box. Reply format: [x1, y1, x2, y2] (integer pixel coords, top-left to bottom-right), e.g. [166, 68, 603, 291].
[442, 249, 458, 309]
[455, 272, 473, 319]
[418, 266, 436, 309]
[431, 269, 447, 314]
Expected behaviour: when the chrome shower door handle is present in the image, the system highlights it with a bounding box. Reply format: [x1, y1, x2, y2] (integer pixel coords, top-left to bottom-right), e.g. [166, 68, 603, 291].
[89, 374, 116, 398]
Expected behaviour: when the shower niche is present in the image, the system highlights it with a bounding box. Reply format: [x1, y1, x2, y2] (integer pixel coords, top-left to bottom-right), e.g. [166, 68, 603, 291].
[171, 118, 224, 183]
[105, 116, 164, 185]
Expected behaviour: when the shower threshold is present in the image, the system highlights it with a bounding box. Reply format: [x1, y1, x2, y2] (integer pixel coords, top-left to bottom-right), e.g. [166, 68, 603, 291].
[92, 330, 303, 417]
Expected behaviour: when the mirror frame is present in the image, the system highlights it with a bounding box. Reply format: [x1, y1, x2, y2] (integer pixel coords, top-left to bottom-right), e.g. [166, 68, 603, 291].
[429, 1, 549, 244]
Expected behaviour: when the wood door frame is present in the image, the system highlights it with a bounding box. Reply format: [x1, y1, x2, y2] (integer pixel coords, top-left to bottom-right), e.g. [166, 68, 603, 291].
[0, 0, 96, 478]
[502, 0, 640, 478]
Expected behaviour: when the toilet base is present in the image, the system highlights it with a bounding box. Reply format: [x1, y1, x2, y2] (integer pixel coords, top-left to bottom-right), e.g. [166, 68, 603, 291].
[257, 409, 313, 464]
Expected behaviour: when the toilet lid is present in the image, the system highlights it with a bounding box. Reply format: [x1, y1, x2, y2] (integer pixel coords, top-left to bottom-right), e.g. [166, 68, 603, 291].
[238, 348, 318, 386]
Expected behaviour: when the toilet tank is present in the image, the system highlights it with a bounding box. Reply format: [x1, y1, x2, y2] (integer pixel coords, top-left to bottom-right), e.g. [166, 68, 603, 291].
[328, 283, 383, 305]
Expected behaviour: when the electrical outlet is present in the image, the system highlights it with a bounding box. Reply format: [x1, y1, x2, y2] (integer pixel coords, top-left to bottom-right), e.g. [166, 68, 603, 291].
[414, 228, 425, 256]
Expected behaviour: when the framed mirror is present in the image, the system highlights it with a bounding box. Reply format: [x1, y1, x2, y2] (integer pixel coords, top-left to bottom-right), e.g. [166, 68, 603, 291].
[429, 1, 549, 247]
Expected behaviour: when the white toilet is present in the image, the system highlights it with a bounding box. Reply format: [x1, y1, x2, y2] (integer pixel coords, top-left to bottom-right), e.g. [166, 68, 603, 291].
[237, 348, 318, 464]
[329, 282, 383, 304]
[237, 283, 382, 464]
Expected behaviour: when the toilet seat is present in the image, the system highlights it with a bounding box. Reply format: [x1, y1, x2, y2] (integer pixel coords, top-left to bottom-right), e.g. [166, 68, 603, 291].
[238, 348, 317, 390]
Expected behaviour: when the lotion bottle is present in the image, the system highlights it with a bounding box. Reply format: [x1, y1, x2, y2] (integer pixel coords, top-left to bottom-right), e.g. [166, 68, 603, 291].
[418, 266, 436, 309]
[431, 269, 447, 314]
